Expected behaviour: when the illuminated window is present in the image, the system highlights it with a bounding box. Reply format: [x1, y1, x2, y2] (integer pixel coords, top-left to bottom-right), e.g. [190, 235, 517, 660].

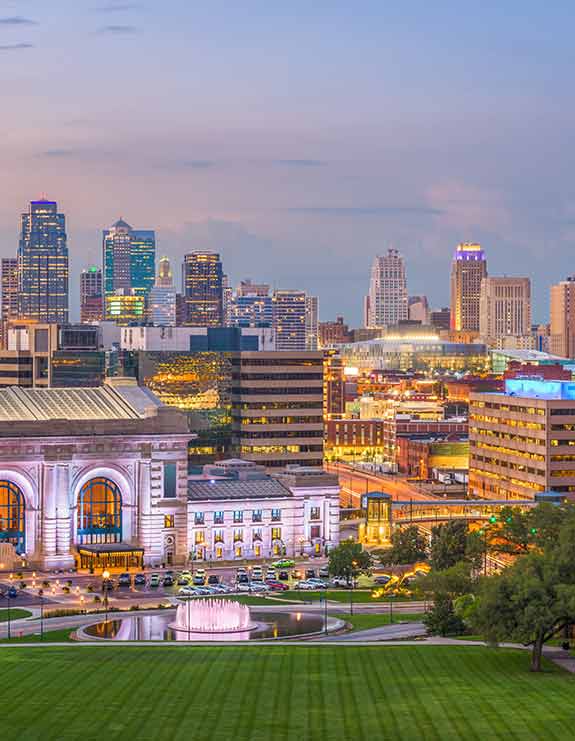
[164, 515, 175, 529]
[77, 477, 121, 545]
[0, 481, 25, 554]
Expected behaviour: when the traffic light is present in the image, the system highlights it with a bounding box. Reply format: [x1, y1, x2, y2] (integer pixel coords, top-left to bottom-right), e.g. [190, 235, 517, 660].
[489, 515, 497, 524]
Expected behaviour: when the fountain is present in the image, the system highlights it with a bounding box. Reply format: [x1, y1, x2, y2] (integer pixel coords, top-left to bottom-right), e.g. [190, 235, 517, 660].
[169, 598, 258, 638]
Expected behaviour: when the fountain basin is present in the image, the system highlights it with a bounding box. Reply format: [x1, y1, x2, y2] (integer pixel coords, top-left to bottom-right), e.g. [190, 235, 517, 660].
[168, 598, 258, 635]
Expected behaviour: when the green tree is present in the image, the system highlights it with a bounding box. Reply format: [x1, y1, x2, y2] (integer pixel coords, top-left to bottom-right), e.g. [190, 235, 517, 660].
[484, 503, 571, 557]
[423, 593, 465, 637]
[328, 541, 373, 584]
[378, 526, 428, 566]
[429, 521, 469, 570]
[419, 561, 474, 600]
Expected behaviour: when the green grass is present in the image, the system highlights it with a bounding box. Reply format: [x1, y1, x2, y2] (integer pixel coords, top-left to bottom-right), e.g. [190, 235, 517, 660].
[336, 612, 423, 632]
[0, 627, 76, 643]
[0, 608, 32, 622]
[0, 645, 573, 740]
[279, 589, 420, 604]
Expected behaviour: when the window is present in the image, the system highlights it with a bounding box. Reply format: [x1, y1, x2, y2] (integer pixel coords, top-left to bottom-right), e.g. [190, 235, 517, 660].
[0, 480, 25, 554]
[194, 531, 205, 545]
[233, 528, 243, 543]
[310, 525, 321, 539]
[310, 506, 321, 521]
[271, 527, 282, 541]
[214, 511, 224, 525]
[164, 515, 175, 529]
[77, 477, 122, 545]
[252, 509, 262, 523]
[194, 512, 205, 525]
[164, 463, 177, 498]
[233, 510, 243, 524]
[252, 528, 262, 542]
[214, 529, 224, 543]
[271, 508, 281, 522]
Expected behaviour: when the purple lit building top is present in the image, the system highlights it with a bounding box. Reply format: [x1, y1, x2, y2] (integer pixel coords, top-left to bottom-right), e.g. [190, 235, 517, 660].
[454, 242, 485, 261]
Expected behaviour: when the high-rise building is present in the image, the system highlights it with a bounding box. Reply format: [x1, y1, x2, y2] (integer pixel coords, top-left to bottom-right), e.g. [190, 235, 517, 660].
[479, 277, 531, 348]
[550, 277, 575, 358]
[183, 251, 224, 326]
[408, 295, 429, 324]
[18, 199, 69, 323]
[80, 267, 104, 323]
[450, 243, 487, 332]
[231, 280, 273, 327]
[272, 289, 307, 351]
[105, 289, 146, 324]
[430, 307, 451, 332]
[222, 274, 233, 326]
[318, 316, 351, 347]
[305, 295, 319, 350]
[148, 256, 176, 327]
[1, 258, 19, 346]
[103, 219, 156, 317]
[366, 249, 408, 328]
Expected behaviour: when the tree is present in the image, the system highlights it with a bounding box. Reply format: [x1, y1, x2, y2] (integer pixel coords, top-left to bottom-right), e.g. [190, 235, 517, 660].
[423, 593, 465, 636]
[429, 521, 469, 570]
[328, 541, 373, 584]
[378, 526, 428, 566]
[473, 550, 575, 671]
[418, 561, 474, 601]
[484, 503, 571, 557]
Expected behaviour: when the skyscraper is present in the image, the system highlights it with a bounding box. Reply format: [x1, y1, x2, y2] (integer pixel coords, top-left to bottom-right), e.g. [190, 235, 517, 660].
[80, 267, 104, 323]
[148, 256, 176, 327]
[231, 280, 273, 327]
[182, 251, 224, 326]
[366, 249, 408, 328]
[550, 277, 575, 358]
[1, 258, 18, 348]
[479, 276, 532, 348]
[18, 199, 69, 323]
[450, 243, 487, 333]
[103, 219, 156, 318]
[273, 289, 307, 351]
[305, 295, 319, 350]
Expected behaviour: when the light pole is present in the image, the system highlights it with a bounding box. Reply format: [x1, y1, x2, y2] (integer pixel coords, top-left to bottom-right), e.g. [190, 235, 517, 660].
[39, 589, 44, 640]
[102, 569, 110, 635]
[350, 560, 358, 616]
[324, 588, 328, 636]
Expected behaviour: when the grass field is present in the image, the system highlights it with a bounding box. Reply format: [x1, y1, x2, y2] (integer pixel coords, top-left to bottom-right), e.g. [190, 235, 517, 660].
[1, 645, 574, 740]
[336, 612, 422, 632]
[278, 590, 420, 604]
[0, 627, 75, 643]
[0, 608, 32, 623]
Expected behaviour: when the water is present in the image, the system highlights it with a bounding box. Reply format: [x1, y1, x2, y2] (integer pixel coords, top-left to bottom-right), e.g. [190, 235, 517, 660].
[82, 609, 325, 641]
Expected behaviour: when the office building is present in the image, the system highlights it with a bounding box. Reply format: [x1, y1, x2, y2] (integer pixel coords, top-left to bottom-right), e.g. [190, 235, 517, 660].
[408, 295, 429, 324]
[305, 295, 319, 350]
[103, 219, 156, 314]
[1, 258, 19, 347]
[231, 280, 273, 327]
[183, 251, 224, 326]
[120, 325, 275, 352]
[430, 307, 451, 332]
[222, 274, 233, 326]
[18, 199, 69, 323]
[272, 289, 307, 351]
[231, 351, 325, 469]
[469, 376, 575, 501]
[80, 267, 104, 324]
[318, 316, 351, 347]
[479, 276, 532, 348]
[105, 290, 146, 324]
[450, 243, 487, 332]
[366, 249, 408, 328]
[148, 256, 176, 327]
[550, 277, 575, 358]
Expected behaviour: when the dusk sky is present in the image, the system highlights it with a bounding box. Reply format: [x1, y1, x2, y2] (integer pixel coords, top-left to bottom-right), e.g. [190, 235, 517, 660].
[1, 1, 574, 322]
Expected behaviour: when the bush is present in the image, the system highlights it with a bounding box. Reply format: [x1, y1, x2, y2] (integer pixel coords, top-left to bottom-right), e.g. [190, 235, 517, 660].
[129, 605, 140, 611]
[423, 593, 465, 636]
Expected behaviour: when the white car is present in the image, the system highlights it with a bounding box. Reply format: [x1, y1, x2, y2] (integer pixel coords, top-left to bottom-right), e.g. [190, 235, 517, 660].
[265, 569, 276, 580]
[237, 582, 252, 592]
[295, 580, 317, 590]
[249, 582, 269, 593]
[306, 578, 328, 589]
[178, 586, 196, 596]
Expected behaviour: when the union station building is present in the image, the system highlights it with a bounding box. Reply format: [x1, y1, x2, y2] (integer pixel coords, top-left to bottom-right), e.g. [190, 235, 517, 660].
[0, 379, 340, 571]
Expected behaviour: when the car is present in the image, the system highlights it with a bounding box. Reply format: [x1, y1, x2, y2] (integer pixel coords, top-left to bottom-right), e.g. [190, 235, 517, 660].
[118, 573, 131, 587]
[237, 574, 249, 585]
[265, 569, 276, 580]
[306, 578, 328, 589]
[278, 570, 290, 581]
[236, 567, 247, 577]
[249, 582, 269, 593]
[331, 576, 351, 588]
[251, 566, 263, 578]
[266, 580, 289, 591]
[162, 575, 174, 587]
[295, 580, 318, 590]
[273, 559, 295, 568]
[305, 569, 316, 580]
[207, 574, 220, 585]
[134, 573, 146, 586]
[237, 582, 252, 592]
[164, 570, 174, 577]
[193, 569, 206, 586]
[292, 569, 303, 580]
[178, 586, 196, 596]
[177, 575, 190, 586]
[374, 575, 391, 585]
[149, 574, 161, 588]
[180, 570, 192, 580]
[319, 566, 330, 578]
[4, 586, 18, 599]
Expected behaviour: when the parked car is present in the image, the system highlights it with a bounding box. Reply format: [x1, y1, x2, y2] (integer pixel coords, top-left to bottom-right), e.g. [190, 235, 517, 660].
[134, 573, 146, 586]
[305, 569, 316, 580]
[149, 574, 161, 588]
[251, 567, 263, 580]
[207, 574, 220, 585]
[249, 582, 269, 593]
[273, 559, 295, 568]
[374, 575, 391, 585]
[237, 574, 249, 585]
[319, 566, 330, 578]
[306, 578, 328, 589]
[177, 575, 190, 586]
[178, 586, 196, 596]
[237, 582, 252, 592]
[193, 569, 206, 586]
[179, 570, 192, 580]
[265, 569, 276, 580]
[331, 576, 351, 588]
[118, 573, 131, 587]
[278, 570, 290, 581]
[4, 586, 18, 599]
[162, 574, 174, 587]
[266, 580, 289, 591]
[295, 580, 317, 591]
[292, 569, 303, 580]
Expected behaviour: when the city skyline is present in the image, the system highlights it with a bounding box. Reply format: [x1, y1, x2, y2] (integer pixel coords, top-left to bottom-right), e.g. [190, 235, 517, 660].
[1, 2, 574, 322]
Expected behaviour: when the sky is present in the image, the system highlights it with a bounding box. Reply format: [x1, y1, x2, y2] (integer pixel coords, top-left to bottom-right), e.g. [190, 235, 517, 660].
[1, 1, 575, 322]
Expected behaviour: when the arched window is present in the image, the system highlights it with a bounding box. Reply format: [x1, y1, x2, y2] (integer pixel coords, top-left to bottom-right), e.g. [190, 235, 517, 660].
[77, 477, 122, 545]
[0, 481, 25, 554]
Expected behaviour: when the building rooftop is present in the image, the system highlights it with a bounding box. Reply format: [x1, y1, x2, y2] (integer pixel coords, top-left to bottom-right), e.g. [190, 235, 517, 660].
[188, 478, 292, 502]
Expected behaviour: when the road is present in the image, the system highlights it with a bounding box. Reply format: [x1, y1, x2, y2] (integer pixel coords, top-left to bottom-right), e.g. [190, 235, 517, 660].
[326, 462, 439, 507]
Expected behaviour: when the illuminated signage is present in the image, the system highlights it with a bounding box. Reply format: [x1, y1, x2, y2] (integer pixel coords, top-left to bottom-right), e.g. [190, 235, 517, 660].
[505, 379, 575, 400]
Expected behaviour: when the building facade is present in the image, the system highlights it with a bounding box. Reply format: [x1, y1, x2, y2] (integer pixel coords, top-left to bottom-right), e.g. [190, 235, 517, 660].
[550, 277, 575, 358]
[183, 251, 224, 326]
[479, 276, 531, 347]
[1, 258, 19, 347]
[272, 289, 307, 351]
[148, 256, 177, 327]
[80, 267, 104, 324]
[305, 295, 319, 350]
[469, 377, 575, 501]
[231, 281, 273, 328]
[18, 199, 69, 324]
[366, 249, 408, 328]
[450, 242, 487, 332]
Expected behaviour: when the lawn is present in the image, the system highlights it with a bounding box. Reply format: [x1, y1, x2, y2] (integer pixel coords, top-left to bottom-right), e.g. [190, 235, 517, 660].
[278, 590, 420, 604]
[0, 608, 32, 623]
[336, 612, 423, 632]
[0, 627, 76, 643]
[1, 645, 574, 740]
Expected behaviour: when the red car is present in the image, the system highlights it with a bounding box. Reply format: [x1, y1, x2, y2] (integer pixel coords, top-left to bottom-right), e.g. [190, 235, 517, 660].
[265, 580, 289, 591]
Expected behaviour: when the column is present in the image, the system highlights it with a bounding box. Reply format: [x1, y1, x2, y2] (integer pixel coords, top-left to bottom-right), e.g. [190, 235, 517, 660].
[42, 464, 57, 558]
[55, 465, 71, 556]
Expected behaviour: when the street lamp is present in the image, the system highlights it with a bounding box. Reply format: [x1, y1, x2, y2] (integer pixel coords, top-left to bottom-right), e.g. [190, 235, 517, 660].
[39, 590, 44, 640]
[102, 569, 110, 633]
[350, 560, 358, 616]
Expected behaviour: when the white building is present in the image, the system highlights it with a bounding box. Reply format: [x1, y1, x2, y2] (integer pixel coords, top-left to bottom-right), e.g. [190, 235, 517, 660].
[148, 256, 176, 327]
[120, 325, 275, 351]
[305, 295, 319, 350]
[366, 249, 408, 328]
[273, 289, 307, 351]
[479, 276, 532, 349]
[187, 461, 340, 560]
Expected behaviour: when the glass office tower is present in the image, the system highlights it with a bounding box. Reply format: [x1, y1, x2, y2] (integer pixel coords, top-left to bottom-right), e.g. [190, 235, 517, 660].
[183, 252, 224, 326]
[18, 199, 69, 323]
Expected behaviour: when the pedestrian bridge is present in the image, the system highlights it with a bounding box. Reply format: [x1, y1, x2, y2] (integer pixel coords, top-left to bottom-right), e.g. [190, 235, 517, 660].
[391, 499, 536, 526]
